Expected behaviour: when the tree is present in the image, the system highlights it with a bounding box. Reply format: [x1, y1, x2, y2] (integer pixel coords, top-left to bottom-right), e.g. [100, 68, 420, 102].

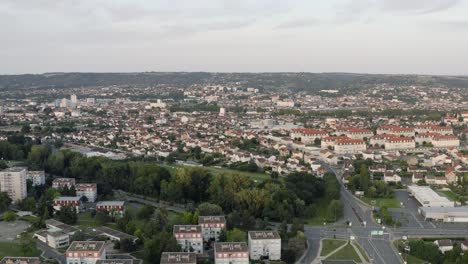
[227, 228, 246, 242]
[56, 205, 78, 225]
[95, 211, 111, 225]
[120, 238, 137, 252]
[3, 211, 17, 221]
[0, 192, 12, 212]
[197, 202, 223, 216]
[327, 200, 343, 222]
[144, 232, 180, 264]
[19, 197, 36, 212]
[19, 233, 37, 256]
[285, 172, 325, 205]
[137, 205, 155, 220]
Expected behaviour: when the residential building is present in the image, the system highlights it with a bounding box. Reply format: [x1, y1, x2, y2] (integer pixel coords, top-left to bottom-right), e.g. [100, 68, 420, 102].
[290, 128, 328, 144]
[198, 216, 226, 242]
[53, 196, 82, 213]
[0, 167, 27, 202]
[173, 225, 203, 254]
[214, 242, 249, 264]
[334, 139, 366, 154]
[95, 201, 125, 216]
[26, 170, 45, 186]
[35, 229, 70, 249]
[160, 252, 197, 264]
[96, 261, 135, 264]
[0, 257, 41, 264]
[66, 241, 106, 264]
[321, 136, 350, 149]
[384, 137, 415, 150]
[52, 178, 76, 189]
[432, 135, 460, 148]
[75, 183, 97, 202]
[434, 240, 453, 253]
[383, 171, 402, 183]
[248, 231, 281, 260]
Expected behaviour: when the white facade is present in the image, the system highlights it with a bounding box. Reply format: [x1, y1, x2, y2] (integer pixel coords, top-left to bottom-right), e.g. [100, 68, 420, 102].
[0, 167, 27, 202]
[334, 139, 366, 154]
[384, 138, 415, 150]
[66, 241, 106, 264]
[173, 225, 203, 254]
[27, 170, 45, 186]
[198, 216, 226, 242]
[432, 136, 460, 148]
[248, 231, 281, 260]
[75, 183, 97, 202]
[214, 242, 249, 264]
[47, 230, 70, 249]
[408, 185, 454, 207]
[290, 128, 328, 144]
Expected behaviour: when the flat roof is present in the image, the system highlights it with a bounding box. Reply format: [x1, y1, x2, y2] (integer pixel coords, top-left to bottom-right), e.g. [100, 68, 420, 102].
[54, 196, 81, 201]
[248, 231, 281, 240]
[407, 185, 453, 206]
[96, 260, 134, 264]
[160, 252, 197, 264]
[67, 241, 105, 252]
[0, 257, 40, 264]
[0, 167, 27, 172]
[420, 206, 468, 216]
[96, 201, 125, 206]
[198, 216, 226, 224]
[173, 225, 202, 234]
[214, 242, 248, 253]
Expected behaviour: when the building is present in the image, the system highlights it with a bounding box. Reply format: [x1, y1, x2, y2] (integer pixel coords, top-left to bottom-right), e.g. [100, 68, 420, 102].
[415, 133, 439, 145]
[0, 167, 27, 202]
[290, 128, 328, 144]
[369, 134, 398, 147]
[76, 183, 97, 202]
[26, 170, 45, 186]
[377, 125, 414, 137]
[214, 242, 249, 264]
[0, 257, 41, 264]
[198, 216, 226, 242]
[321, 136, 350, 149]
[160, 252, 197, 264]
[52, 178, 76, 189]
[248, 231, 281, 260]
[432, 135, 460, 148]
[96, 261, 135, 264]
[434, 240, 453, 253]
[384, 137, 415, 150]
[66, 241, 106, 264]
[35, 229, 70, 249]
[173, 225, 203, 254]
[53, 196, 82, 213]
[95, 201, 125, 216]
[420, 207, 468, 222]
[383, 172, 402, 183]
[408, 185, 454, 207]
[336, 127, 373, 140]
[334, 139, 366, 154]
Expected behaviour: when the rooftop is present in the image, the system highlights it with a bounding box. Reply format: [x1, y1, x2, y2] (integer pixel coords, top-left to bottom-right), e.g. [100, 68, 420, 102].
[0, 167, 27, 173]
[198, 215, 226, 224]
[248, 231, 281, 240]
[160, 252, 197, 264]
[66, 241, 105, 252]
[214, 242, 248, 253]
[173, 225, 202, 234]
[0, 257, 40, 264]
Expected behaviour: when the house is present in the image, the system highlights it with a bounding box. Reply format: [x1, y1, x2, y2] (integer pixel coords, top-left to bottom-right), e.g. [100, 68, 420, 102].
[52, 178, 76, 189]
[214, 242, 249, 264]
[434, 240, 453, 253]
[66, 241, 106, 264]
[412, 173, 424, 183]
[0, 257, 41, 264]
[248, 231, 281, 260]
[53, 196, 82, 213]
[198, 216, 226, 242]
[461, 241, 468, 251]
[160, 252, 197, 264]
[75, 183, 97, 202]
[96, 201, 125, 216]
[383, 171, 402, 183]
[173, 225, 203, 254]
[26, 170, 45, 186]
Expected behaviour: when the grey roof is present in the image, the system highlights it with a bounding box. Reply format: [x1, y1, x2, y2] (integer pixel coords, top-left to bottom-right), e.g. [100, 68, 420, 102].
[248, 231, 281, 240]
[160, 252, 197, 264]
[214, 242, 248, 253]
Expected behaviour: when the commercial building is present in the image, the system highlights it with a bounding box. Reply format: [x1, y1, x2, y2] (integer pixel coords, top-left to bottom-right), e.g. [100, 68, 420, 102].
[248, 231, 281, 260]
[76, 183, 97, 202]
[419, 207, 468, 222]
[160, 252, 197, 264]
[26, 170, 45, 186]
[408, 185, 454, 207]
[66, 241, 106, 264]
[214, 242, 249, 264]
[53, 196, 82, 213]
[198, 216, 226, 242]
[0, 167, 27, 202]
[173, 225, 203, 254]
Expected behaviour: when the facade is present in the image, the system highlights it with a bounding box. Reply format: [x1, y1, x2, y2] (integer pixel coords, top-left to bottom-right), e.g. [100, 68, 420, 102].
[415, 133, 439, 145]
[173, 225, 203, 254]
[53, 196, 82, 213]
[420, 207, 468, 222]
[334, 139, 366, 154]
[343, 128, 374, 140]
[377, 125, 414, 137]
[95, 201, 125, 216]
[290, 128, 328, 144]
[214, 242, 249, 264]
[26, 170, 45, 186]
[47, 230, 70, 249]
[96, 261, 135, 264]
[432, 135, 460, 148]
[384, 137, 415, 150]
[52, 178, 76, 189]
[369, 134, 398, 147]
[198, 216, 226, 242]
[0, 167, 27, 202]
[383, 172, 402, 183]
[248, 231, 281, 260]
[321, 136, 350, 149]
[75, 183, 97, 202]
[160, 252, 197, 264]
[66, 241, 106, 264]
[0, 257, 41, 264]
[434, 240, 453, 253]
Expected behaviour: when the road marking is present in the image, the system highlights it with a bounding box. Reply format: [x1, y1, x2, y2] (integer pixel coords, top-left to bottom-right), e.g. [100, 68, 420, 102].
[429, 222, 436, 228]
[367, 238, 387, 264]
[408, 211, 424, 228]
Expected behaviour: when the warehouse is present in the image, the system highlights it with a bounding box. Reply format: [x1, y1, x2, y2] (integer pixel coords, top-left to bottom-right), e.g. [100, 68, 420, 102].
[419, 207, 468, 222]
[407, 185, 454, 207]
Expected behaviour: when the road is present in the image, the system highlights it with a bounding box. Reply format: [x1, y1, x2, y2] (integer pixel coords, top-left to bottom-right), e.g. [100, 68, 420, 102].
[37, 241, 66, 264]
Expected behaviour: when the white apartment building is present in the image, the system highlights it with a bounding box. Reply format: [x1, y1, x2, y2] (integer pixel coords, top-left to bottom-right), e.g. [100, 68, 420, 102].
[248, 231, 281, 260]
[343, 128, 374, 140]
[432, 135, 460, 148]
[66, 241, 106, 264]
[198, 215, 226, 242]
[214, 242, 249, 264]
[415, 133, 439, 145]
[53, 196, 82, 213]
[160, 252, 197, 264]
[52, 178, 76, 189]
[384, 137, 415, 150]
[26, 170, 45, 186]
[369, 134, 398, 147]
[377, 125, 415, 137]
[173, 225, 203, 254]
[290, 128, 328, 144]
[0, 167, 27, 202]
[34, 229, 70, 249]
[334, 139, 366, 154]
[75, 183, 97, 202]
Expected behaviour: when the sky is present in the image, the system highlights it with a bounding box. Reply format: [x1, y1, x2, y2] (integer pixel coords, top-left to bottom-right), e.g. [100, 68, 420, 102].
[1, 0, 468, 75]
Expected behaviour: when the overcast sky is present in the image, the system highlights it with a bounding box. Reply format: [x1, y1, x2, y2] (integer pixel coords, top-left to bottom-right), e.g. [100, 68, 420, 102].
[1, 0, 467, 75]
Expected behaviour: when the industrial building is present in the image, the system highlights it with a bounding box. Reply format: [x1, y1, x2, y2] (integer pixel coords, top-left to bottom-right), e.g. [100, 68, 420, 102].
[419, 207, 468, 222]
[407, 185, 454, 207]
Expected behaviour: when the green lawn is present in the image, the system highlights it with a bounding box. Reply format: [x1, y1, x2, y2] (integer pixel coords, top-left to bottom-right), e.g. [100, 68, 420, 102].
[164, 164, 271, 182]
[354, 243, 369, 262]
[360, 196, 401, 208]
[304, 198, 333, 225]
[320, 239, 347, 256]
[0, 242, 40, 258]
[403, 254, 425, 264]
[327, 244, 361, 263]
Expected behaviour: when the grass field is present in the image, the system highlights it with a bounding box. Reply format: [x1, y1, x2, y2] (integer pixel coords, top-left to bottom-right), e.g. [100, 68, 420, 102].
[360, 196, 401, 208]
[327, 244, 361, 262]
[320, 239, 347, 256]
[305, 198, 333, 225]
[164, 164, 271, 182]
[0, 242, 40, 258]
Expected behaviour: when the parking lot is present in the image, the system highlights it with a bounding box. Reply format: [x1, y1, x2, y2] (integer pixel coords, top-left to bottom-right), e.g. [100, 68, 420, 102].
[0, 220, 31, 242]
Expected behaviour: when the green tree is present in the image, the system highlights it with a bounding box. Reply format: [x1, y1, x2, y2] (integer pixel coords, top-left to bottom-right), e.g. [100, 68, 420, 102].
[227, 228, 247, 242]
[19, 233, 37, 256]
[327, 200, 343, 222]
[3, 211, 17, 221]
[137, 205, 155, 220]
[197, 202, 223, 216]
[56, 205, 78, 225]
[0, 192, 12, 212]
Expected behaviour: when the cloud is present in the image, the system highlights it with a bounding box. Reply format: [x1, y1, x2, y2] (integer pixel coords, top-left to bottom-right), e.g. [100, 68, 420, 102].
[276, 18, 320, 29]
[379, 0, 461, 15]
